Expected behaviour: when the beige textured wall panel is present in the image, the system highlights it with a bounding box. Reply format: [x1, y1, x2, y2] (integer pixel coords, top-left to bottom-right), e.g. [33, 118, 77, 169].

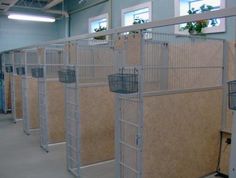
[5, 73, 11, 110]
[28, 78, 39, 129]
[69, 43, 77, 65]
[79, 86, 115, 166]
[115, 34, 141, 65]
[168, 41, 223, 90]
[47, 81, 65, 143]
[14, 76, 22, 119]
[143, 89, 222, 178]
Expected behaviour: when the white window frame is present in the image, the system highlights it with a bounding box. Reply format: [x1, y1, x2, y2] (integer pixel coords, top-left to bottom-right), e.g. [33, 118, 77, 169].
[88, 13, 109, 45]
[121, 1, 152, 27]
[174, 0, 226, 35]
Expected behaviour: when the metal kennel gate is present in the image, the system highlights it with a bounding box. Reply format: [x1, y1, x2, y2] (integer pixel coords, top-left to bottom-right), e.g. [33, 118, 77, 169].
[107, 33, 146, 178]
[22, 50, 39, 135]
[59, 41, 115, 178]
[22, 51, 29, 134]
[22, 73, 30, 134]
[36, 47, 64, 152]
[2, 53, 10, 113]
[20, 51, 30, 134]
[115, 91, 144, 178]
[112, 48, 144, 178]
[63, 68, 80, 176]
[38, 77, 49, 151]
[10, 52, 16, 123]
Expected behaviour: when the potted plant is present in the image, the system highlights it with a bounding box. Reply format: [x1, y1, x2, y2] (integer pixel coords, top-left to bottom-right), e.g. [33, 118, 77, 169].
[94, 26, 107, 40]
[181, 4, 217, 35]
[131, 18, 147, 34]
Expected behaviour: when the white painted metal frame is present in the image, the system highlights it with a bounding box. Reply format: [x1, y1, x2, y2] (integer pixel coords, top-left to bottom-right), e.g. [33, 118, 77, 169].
[10, 52, 16, 123]
[64, 66, 80, 177]
[21, 51, 30, 134]
[230, 112, 236, 177]
[1, 54, 8, 113]
[38, 48, 49, 152]
[62, 41, 115, 178]
[114, 33, 145, 178]
[229, 17, 236, 178]
[38, 47, 64, 152]
[22, 50, 39, 135]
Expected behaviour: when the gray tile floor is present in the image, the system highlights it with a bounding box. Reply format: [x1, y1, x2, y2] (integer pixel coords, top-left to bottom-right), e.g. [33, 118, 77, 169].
[0, 114, 224, 178]
[0, 114, 114, 178]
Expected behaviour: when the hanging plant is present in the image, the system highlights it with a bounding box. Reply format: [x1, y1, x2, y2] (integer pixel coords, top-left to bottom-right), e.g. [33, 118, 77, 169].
[181, 4, 218, 35]
[94, 26, 107, 40]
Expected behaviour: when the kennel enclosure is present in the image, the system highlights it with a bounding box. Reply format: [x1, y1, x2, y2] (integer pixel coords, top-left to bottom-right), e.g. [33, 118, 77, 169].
[58, 41, 115, 177]
[108, 32, 226, 178]
[12, 51, 23, 122]
[31, 46, 66, 152]
[20, 49, 40, 135]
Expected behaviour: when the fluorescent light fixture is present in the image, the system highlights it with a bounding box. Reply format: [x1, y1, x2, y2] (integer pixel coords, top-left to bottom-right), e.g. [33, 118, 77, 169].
[8, 13, 55, 23]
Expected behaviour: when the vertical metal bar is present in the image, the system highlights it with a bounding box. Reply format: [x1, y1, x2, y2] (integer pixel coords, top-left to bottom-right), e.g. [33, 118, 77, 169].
[2, 55, 7, 114]
[229, 17, 236, 178]
[114, 38, 122, 178]
[43, 48, 49, 152]
[11, 52, 16, 123]
[221, 40, 229, 131]
[136, 32, 145, 178]
[64, 43, 71, 171]
[160, 43, 169, 90]
[25, 52, 30, 133]
[115, 95, 121, 178]
[65, 86, 71, 171]
[230, 112, 236, 178]
[37, 48, 43, 150]
[38, 48, 49, 152]
[23, 51, 30, 135]
[75, 54, 81, 178]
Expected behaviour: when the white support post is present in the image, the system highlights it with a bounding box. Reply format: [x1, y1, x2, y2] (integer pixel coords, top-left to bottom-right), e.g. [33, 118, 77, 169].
[229, 17, 236, 178]
[229, 112, 236, 177]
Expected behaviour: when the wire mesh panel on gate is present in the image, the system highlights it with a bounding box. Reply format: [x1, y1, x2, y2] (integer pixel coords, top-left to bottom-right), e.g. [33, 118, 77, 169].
[228, 80, 236, 110]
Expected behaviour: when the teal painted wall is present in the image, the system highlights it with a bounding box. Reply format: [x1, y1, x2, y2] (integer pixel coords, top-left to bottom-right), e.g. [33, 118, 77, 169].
[70, 2, 109, 36]
[57, 18, 67, 39]
[0, 15, 60, 52]
[68, 0, 236, 40]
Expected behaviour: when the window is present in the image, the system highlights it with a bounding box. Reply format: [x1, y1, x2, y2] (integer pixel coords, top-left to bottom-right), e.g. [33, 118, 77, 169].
[175, 0, 225, 34]
[121, 2, 152, 27]
[89, 13, 108, 33]
[89, 13, 108, 44]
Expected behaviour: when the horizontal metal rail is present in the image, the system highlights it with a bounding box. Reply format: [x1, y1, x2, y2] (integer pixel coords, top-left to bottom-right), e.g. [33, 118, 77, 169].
[120, 141, 139, 151]
[119, 119, 139, 128]
[144, 66, 223, 69]
[119, 162, 139, 174]
[144, 86, 223, 97]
